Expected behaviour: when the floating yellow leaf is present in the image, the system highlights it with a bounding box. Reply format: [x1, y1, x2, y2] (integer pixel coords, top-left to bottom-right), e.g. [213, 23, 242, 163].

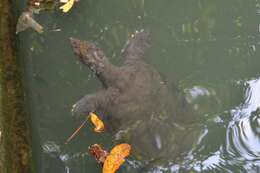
[65, 112, 104, 144]
[60, 0, 75, 13]
[103, 144, 131, 173]
[90, 112, 105, 133]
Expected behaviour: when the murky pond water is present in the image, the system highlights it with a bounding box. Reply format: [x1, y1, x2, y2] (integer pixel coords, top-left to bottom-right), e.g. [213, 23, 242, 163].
[16, 0, 260, 172]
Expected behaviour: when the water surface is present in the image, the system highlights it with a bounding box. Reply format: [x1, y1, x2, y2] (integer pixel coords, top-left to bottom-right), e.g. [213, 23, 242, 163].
[17, 0, 260, 172]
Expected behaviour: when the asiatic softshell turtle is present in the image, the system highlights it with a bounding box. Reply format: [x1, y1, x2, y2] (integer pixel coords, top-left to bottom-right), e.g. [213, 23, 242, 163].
[70, 31, 199, 161]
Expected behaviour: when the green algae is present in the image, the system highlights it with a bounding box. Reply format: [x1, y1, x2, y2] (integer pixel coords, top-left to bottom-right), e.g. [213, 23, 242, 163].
[0, 0, 32, 172]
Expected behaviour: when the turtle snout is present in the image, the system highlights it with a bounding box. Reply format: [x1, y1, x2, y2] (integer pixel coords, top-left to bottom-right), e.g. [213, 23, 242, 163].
[69, 37, 83, 56]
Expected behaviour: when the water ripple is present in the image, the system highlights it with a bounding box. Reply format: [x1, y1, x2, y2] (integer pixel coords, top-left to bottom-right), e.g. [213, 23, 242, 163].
[198, 78, 260, 172]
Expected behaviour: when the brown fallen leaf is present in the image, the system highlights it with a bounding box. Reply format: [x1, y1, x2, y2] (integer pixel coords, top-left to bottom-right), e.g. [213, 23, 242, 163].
[89, 144, 109, 164]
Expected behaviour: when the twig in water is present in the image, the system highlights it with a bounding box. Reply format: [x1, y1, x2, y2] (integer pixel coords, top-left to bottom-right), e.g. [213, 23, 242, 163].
[65, 118, 88, 144]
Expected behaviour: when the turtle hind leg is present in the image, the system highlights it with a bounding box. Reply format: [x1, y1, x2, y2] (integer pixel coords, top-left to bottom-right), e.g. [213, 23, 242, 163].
[122, 31, 151, 63]
[70, 37, 120, 87]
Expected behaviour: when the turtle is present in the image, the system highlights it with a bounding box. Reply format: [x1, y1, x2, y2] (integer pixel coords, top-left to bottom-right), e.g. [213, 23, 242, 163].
[69, 31, 199, 162]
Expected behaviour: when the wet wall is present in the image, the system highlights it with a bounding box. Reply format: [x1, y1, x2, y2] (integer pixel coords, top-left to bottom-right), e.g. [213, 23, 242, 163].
[0, 0, 32, 172]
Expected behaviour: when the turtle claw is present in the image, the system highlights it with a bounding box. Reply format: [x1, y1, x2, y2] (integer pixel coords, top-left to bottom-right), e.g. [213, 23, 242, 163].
[71, 95, 96, 119]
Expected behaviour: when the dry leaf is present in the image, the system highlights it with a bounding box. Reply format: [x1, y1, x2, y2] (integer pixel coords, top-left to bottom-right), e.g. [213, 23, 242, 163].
[103, 144, 131, 173]
[65, 112, 104, 144]
[89, 112, 105, 133]
[60, 0, 75, 13]
[89, 144, 109, 164]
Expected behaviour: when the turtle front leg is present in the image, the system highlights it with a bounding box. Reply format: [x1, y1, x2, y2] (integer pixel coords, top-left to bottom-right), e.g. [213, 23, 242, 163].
[70, 38, 119, 88]
[71, 88, 119, 118]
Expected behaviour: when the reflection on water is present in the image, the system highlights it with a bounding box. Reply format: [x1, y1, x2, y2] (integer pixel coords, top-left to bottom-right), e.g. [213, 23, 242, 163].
[224, 78, 260, 172]
[189, 78, 260, 172]
[16, 0, 260, 172]
[227, 79, 260, 161]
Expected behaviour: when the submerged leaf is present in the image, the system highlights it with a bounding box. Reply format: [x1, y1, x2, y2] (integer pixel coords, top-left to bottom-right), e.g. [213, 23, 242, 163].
[60, 0, 75, 13]
[89, 112, 105, 133]
[89, 144, 109, 164]
[103, 144, 131, 173]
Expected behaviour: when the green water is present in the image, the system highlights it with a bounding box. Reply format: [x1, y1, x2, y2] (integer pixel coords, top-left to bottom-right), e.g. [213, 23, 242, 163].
[17, 0, 260, 172]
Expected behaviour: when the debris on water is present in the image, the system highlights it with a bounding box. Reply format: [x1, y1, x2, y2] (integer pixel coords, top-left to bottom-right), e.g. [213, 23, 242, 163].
[16, 12, 43, 34]
[60, 0, 69, 3]
[64, 111, 130, 173]
[65, 112, 104, 144]
[65, 119, 88, 144]
[250, 45, 256, 52]
[16, 0, 79, 34]
[51, 24, 62, 32]
[89, 112, 105, 133]
[16, 0, 55, 34]
[52, 28, 62, 32]
[60, 0, 75, 13]
[89, 143, 131, 173]
[30, 46, 35, 52]
[103, 144, 131, 173]
[154, 134, 162, 150]
[89, 144, 109, 164]
[42, 141, 61, 155]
